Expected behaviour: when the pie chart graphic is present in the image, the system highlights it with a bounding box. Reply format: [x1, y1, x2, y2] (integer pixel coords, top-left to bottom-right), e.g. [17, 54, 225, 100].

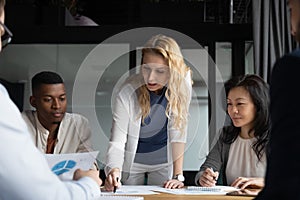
[51, 160, 77, 176]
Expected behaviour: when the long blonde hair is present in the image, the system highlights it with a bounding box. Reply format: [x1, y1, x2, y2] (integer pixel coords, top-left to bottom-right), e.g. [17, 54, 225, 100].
[138, 34, 192, 134]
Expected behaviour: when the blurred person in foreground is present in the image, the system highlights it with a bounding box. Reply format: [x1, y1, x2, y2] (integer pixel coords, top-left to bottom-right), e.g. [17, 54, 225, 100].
[0, 0, 102, 199]
[255, 0, 300, 199]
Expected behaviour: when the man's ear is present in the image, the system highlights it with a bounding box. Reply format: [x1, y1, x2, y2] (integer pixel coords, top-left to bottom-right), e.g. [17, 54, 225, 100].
[29, 96, 36, 108]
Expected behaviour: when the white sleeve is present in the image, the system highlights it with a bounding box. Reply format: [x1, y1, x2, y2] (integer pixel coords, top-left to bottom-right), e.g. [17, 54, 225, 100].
[0, 84, 100, 200]
[104, 92, 129, 175]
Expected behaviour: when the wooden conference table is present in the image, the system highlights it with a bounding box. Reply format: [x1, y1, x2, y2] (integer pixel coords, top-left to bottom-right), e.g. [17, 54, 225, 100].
[100, 186, 259, 200]
[140, 193, 254, 200]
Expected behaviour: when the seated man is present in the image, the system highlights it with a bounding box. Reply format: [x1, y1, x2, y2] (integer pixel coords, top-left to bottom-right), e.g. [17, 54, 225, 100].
[22, 71, 98, 168]
[0, 80, 102, 200]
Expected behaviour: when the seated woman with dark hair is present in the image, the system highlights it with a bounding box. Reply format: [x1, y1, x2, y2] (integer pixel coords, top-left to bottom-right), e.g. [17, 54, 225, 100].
[195, 74, 270, 190]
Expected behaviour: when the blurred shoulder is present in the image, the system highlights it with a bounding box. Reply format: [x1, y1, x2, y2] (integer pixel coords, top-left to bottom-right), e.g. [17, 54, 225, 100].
[272, 49, 300, 80]
[21, 110, 34, 120]
[276, 48, 300, 65]
[288, 48, 300, 57]
[0, 84, 9, 97]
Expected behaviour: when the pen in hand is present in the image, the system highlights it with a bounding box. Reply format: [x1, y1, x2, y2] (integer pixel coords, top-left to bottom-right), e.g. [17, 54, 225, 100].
[113, 177, 119, 193]
[210, 168, 218, 181]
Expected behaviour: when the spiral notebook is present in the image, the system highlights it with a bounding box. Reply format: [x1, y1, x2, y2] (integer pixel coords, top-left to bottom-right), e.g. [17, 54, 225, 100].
[186, 186, 222, 192]
[185, 186, 239, 195]
[153, 185, 239, 195]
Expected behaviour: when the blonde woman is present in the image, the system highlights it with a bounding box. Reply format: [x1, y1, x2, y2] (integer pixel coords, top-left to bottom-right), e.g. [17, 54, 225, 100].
[104, 34, 193, 190]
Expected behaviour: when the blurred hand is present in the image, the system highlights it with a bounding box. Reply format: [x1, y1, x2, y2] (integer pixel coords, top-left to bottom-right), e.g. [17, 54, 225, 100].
[198, 168, 219, 187]
[73, 169, 102, 186]
[231, 177, 264, 189]
[164, 179, 184, 189]
[104, 168, 121, 191]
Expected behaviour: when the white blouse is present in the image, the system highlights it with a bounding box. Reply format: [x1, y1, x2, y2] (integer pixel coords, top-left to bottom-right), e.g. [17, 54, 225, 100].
[225, 135, 266, 185]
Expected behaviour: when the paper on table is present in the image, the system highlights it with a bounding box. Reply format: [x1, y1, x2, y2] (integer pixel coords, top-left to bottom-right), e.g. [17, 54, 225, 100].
[101, 185, 160, 195]
[45, 151, 99, 181]
[187, 185, 239, 192]
[153, 185, 239, 195]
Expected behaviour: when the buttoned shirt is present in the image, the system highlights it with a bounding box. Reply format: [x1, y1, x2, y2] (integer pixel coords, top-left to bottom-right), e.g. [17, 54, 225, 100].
[22, 110, 94, 154]
[22, 110, 98, 169]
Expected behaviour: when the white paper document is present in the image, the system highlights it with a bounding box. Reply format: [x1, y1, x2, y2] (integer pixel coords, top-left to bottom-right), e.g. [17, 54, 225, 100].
[153, 185, 239, 195]
[101, 185, 239, 196]
[101, 185, 160, 195]
[45, 151, 99, 181]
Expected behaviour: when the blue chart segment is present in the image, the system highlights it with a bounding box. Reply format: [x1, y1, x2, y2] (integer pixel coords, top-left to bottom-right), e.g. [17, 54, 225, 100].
[52, 160, 76, 175]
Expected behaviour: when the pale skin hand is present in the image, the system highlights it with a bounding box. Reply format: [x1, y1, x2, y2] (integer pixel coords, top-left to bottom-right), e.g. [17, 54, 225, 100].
[231, 177, 264, 189]
[73, 169, 102, 186]
[198, 168, 219, 187]
[163, 142, 185, 189]
[104, 168, 121, 191]
[164, 179, 184, 189]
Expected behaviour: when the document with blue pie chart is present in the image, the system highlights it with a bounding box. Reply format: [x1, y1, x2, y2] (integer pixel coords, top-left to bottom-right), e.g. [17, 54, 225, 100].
[45, 151, 99, 181]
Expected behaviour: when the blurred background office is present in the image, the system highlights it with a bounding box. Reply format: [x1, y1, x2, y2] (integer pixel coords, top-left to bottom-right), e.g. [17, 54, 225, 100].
[0, 0, 295, 185]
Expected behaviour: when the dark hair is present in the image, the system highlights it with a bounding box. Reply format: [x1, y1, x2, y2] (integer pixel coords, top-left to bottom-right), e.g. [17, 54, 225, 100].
[222, 74, 270, 161]
[31, 71, 64, 94]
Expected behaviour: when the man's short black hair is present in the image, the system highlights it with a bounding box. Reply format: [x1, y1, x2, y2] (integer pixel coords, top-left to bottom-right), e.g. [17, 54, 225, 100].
[31, 71, 64, 93]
